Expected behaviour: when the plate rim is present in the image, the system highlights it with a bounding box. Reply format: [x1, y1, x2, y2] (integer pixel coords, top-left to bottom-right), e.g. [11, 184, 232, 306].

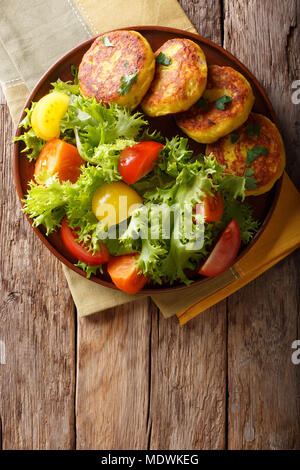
[13, 25, 283, 294]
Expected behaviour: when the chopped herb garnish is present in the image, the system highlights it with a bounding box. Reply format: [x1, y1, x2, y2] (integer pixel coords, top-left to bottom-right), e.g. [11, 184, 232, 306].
[70, 64, 79, 84]
[102, 36, 114, 47]
[118, 72, 138, 95]
[231, 133, 240, 143]
[123, 61, 129, 67]
[156, 52, 172, 66]
[244, 167, 258, 190]
[244, 168, 255, 176]
[215, 95, 233, 110]
[246, 122, 260, 137]
[246, 145, 269, 165]
[245, 177, 258, 190]
[195, 97, 208, 109]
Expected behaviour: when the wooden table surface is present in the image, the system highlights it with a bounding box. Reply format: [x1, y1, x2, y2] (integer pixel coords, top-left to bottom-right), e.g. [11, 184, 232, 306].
[0, 0, 299, 450]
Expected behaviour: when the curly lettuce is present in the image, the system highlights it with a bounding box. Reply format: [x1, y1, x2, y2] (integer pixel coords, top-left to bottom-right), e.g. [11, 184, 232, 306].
[22, 174, 67, 234]
[74, 261, 103, 279]
[14, 103, 45, 161]
[18, 70, 259, 284]
[120, 154, 258, 285]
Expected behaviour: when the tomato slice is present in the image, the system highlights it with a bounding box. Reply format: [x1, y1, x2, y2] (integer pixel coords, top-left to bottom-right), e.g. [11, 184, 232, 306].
[60, 217, 109, 265]
[34, 138, 85, 184]
[107, 254, 148, 294]
[118, 141, 164, 184]
[195, 191, 224, 222]
[198, 220, 241, 277]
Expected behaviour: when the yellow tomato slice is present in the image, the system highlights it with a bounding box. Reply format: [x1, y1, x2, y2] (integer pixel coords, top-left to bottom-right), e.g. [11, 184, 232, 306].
[92, 182, 143, 227]
[31, 92, 69, 140]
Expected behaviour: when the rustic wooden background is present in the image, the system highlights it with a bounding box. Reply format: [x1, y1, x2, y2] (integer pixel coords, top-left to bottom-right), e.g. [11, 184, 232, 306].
[0, 0, 299, 450]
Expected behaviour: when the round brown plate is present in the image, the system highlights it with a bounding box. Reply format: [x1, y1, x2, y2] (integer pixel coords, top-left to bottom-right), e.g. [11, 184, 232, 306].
[13, 26, 282, 293]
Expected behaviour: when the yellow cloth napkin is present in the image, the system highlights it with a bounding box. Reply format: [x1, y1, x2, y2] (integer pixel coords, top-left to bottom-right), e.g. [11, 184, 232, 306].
[1, 0, 299, 322]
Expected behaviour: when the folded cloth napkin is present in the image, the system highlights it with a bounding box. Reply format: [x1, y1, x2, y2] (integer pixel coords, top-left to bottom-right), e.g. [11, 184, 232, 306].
[1, 0, 299, 322]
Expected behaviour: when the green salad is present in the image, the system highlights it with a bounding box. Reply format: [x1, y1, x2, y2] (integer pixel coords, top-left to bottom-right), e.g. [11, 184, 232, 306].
[16, 70, 259, 290]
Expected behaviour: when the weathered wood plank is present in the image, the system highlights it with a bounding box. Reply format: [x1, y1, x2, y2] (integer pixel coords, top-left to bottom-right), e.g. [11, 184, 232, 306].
[147, 0, 227, 450]
[148, 303, 227, 450]
[0, 88, 76, 449]
[179, 0, 222, 43]
[223, 0, 300, 449]
[227, 254, 300, 449]
[76, 299, 151, 449]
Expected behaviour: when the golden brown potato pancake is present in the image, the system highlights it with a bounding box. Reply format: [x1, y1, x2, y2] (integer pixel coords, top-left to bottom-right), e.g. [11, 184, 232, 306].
[206, 113, 286, 196]
[176, 65, 255, 143]
[78, 30, 155, 110]
[141, 38, 207, 116]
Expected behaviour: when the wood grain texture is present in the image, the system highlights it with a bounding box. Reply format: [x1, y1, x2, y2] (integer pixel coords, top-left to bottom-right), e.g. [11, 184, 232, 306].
[0, 87, 76, 449]
[223, 0, 300, 449]
[227, 254, 300, 449]
[179, 0, 222, 44]
[148, 303, 226, 450]
[76, 299, 151, 449]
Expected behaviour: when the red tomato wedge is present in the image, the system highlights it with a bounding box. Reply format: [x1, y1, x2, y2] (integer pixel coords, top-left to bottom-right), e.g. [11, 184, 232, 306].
[34, 138, 85, 184]
[60, 217, 109, 265]
[195, 192, 224, 222]
[107, 254, 148, 294]
[118, 141, 164, 184]
[198, 220, 241, 277]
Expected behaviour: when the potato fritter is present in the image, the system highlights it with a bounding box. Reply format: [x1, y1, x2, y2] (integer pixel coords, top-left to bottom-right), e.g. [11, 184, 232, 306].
[206, 113, 286, 196]
[79, 30, 155, 110]
[141, 38, 207, 116]
[176, 65, 255, 143]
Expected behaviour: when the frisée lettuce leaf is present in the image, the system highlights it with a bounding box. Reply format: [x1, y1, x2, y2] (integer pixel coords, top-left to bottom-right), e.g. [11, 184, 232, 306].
[14, 103, 45, 161]
[22, 174, 68, 234]
[18, 72, 259, 285]
[119, 155, 257, 285]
